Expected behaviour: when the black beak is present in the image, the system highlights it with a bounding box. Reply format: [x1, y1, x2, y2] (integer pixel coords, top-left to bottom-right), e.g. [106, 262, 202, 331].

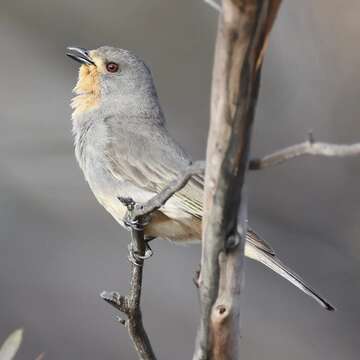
[66, 47, 95, 66]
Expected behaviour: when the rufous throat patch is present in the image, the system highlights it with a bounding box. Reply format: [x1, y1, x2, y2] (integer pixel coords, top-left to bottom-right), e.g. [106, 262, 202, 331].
[71, 54, 104, 117]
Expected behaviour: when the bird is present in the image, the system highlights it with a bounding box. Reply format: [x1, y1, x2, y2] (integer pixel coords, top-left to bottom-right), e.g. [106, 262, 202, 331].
[66, 46, 334, 311]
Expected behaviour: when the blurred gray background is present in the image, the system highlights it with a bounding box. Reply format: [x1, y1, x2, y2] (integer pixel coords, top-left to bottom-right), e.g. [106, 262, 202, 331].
[1, 1, 360, 359]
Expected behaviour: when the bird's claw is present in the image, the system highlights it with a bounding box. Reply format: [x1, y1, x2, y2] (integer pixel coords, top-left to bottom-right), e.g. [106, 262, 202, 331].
[118, 197, 152, 230]
[124, 217, 143, 231]
[127, 242, 153, 266]
[124, 214, 151, 231]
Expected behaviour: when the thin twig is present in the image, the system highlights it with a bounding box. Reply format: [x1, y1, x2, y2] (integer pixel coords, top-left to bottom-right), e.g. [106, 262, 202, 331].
[249, 140, 360, 170]
[101, 215, 157, 360]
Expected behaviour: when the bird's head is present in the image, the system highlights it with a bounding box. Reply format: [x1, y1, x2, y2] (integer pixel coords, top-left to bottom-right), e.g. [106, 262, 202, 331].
[66, 46, 155, 117]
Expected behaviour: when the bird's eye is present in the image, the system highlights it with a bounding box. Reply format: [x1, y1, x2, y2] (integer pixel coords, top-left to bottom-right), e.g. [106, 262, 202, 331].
[106, 62, 119, 73]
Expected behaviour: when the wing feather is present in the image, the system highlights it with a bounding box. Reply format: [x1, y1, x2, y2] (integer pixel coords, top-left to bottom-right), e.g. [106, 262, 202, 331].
[104, 116, 203, 217]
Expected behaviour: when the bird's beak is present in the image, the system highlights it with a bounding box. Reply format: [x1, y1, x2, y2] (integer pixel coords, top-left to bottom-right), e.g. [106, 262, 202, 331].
[66, 47, 95, 66]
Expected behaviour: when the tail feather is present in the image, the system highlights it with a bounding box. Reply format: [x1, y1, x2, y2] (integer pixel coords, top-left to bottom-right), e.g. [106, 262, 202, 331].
[245, 243, 335, 311]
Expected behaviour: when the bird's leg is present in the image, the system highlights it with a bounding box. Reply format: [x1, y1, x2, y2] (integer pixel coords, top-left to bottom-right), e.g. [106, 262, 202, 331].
[118, 196, 154, 265]
[118, 196, 152, 231]
[118, 197, 139, 229]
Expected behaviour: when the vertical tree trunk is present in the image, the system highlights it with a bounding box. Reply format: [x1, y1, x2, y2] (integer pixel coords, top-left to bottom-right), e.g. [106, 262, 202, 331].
[193, 1, 282, 359]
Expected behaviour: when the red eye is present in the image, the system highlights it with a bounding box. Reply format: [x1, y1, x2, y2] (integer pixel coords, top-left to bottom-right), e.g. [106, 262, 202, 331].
[106, 62, 119, 73]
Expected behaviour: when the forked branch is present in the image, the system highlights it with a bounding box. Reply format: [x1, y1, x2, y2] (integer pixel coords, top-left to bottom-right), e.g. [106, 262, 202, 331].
[101, 215, 157, 360]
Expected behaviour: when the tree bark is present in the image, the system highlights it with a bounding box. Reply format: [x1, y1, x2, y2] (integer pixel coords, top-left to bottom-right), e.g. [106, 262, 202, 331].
[193, 1, 282, 359]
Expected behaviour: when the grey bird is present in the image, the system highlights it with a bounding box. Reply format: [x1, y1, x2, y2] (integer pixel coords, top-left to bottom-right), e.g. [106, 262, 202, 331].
[66, 46, 334, 311]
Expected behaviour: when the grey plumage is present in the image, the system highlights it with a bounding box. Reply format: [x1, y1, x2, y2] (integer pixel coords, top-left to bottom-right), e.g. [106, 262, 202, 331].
[67, 46, 334, 311]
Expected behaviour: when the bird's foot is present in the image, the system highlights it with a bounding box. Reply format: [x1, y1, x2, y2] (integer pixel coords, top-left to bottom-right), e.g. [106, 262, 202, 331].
[124, 217, 143, 231]
[124, 214, 151, 231]
[127, 242, 153, 266]
[119, 197, 151, 231]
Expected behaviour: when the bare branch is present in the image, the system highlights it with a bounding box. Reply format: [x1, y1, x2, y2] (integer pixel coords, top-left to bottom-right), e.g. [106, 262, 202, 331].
[101, 217, 157, 360]
[249, 140, 360, 170]
[193, 1, 282, 359]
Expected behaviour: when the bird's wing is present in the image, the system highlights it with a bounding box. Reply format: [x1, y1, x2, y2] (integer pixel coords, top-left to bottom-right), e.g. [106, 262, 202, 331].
[104, 117, 203, 218]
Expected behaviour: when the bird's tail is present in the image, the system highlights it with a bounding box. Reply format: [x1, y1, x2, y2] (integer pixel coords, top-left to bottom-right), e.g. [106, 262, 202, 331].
[245, 242, 335, 311]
